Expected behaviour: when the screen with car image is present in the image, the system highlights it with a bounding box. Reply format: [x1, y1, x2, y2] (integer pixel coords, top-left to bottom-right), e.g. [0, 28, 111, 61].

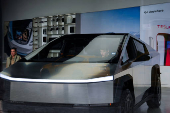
[4, 19, 33, 57]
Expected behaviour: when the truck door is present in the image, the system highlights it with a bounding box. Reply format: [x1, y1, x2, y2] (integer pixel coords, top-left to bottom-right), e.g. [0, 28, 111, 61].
[131, 39, 146, 103]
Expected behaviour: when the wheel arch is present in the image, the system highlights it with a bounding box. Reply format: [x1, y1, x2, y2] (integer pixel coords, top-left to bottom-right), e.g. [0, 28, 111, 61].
[114, 74, 134, 103]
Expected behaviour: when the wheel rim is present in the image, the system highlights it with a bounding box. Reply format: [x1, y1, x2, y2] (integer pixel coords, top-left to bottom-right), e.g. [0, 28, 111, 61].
[157, 78, 161, 103]
[123, 93, 133, 113]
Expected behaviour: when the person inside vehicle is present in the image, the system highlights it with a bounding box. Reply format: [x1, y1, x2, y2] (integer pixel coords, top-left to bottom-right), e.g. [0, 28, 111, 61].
[100, 47, 109, 58]
[6, 47, 21, 68]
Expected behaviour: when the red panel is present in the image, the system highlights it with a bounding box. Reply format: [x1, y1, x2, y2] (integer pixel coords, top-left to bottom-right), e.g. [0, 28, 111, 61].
[165, 48, 170, 66]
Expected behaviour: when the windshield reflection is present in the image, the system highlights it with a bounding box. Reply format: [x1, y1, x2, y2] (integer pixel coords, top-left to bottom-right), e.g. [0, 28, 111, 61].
[26, 34, 124, 63]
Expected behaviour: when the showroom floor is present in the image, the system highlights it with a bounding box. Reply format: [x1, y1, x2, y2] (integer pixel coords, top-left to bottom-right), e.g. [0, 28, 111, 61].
[0, 87, 169, 113]
[134, 87, 170, 113]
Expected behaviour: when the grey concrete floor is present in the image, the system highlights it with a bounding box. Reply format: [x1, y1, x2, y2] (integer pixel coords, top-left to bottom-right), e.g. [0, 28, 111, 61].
[134, 87, 170, 113]
[0, 87, 170, 113]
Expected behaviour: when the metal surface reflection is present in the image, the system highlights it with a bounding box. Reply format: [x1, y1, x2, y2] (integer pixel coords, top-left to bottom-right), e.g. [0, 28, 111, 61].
[0, 33, 161, 113]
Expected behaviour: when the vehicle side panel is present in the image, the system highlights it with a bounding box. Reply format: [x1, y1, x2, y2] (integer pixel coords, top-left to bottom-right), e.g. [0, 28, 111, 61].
[9, 81, 113, 104]
[113, 35, 160, 104]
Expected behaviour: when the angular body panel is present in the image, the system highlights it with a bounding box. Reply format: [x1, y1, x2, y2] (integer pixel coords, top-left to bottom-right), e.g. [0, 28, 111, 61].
[0, 33, 160, 112]
[10, 81, 113, 104]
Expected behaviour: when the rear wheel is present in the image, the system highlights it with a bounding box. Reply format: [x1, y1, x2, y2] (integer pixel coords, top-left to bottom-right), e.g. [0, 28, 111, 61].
[120, 89, 134, 113]
[147, 76, 161, 108]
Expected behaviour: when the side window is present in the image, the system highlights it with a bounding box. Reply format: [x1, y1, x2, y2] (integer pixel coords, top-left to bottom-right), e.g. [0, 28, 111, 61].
[133, 39, 150, 62]
[122, 38, 136, 64]
[133, 40, 145, 56]
[122, 49, 129, 64]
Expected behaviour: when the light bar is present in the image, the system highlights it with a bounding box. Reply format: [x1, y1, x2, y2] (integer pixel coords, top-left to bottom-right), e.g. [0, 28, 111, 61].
[0, 73, 113, 83]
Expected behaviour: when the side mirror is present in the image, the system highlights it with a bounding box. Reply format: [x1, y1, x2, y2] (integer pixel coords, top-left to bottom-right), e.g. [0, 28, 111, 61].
[134, 54, 152, 62]
[128, 60, 133, 64]
[148, 54, 152, 58]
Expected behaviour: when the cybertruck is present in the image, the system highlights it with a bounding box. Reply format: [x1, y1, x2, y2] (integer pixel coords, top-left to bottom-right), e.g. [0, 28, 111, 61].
[0, 33, 161, 113]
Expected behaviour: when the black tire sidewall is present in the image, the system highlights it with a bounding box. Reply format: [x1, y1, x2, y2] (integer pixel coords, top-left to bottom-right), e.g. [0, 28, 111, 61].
[120, 89, 134, 113]
[147, 68, 161, 108]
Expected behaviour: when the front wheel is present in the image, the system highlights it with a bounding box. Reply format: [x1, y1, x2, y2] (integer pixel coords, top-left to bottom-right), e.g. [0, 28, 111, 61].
[120, 89, 134, 113]
[147, 76, 161, 108]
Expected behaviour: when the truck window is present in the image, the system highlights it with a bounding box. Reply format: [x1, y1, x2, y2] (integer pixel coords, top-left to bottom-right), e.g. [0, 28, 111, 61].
[122, 37, 136, 64]
[133, 39, 150, 62]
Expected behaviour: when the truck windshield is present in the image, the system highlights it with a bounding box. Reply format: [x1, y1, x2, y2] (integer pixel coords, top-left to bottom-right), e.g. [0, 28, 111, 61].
[25, 34, 124, 63]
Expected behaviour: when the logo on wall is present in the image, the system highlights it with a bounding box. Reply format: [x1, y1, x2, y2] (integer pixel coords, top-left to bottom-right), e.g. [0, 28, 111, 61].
[144, 9, 164, 14]
[157, 25, 170, 29]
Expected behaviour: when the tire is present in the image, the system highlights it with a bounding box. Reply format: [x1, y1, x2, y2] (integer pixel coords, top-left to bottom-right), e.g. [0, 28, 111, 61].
[147, 75, 161, 108]
[120, 89, 134, 113]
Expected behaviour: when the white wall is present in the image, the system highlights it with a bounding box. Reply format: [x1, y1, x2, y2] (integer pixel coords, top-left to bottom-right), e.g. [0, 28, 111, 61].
[1, 0, 170, 21]
[160, 66, 170, 87]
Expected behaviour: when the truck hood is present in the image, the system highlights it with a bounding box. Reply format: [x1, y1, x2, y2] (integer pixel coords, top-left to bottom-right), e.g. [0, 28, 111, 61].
[0, 62, 117, 82]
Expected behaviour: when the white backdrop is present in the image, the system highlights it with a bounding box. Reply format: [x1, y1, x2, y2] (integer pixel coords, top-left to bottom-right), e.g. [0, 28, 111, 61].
[141, 3, 170, 87]
[140, 3, 170, 47]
